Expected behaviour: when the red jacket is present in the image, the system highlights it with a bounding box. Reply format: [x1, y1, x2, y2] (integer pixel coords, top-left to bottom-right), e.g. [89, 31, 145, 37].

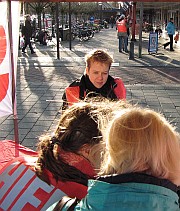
[117, 19, 127, 33]
[0, 140, 95, 210]
[64, 76, 126, 108]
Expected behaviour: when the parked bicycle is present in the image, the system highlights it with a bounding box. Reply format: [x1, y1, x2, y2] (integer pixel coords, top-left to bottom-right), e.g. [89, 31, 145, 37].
[32, 28, 52, 45]
[66, 27, 94, 41]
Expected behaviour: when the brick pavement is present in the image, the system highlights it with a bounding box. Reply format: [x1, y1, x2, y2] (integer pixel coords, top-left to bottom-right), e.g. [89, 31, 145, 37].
[0, 28, 180, 150]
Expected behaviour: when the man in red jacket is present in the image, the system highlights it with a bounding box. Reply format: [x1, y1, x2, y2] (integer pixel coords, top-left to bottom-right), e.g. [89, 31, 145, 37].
[116, 14, 128, 53]
[62, 49, 126, 110]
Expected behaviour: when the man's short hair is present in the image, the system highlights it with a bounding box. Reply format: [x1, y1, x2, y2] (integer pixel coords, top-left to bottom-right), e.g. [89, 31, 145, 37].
[85, 49, 113, 69]
[25, 14, 30, 18]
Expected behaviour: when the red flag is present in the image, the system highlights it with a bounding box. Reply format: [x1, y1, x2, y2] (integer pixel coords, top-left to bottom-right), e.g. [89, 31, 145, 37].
[0, 1, 20, 117]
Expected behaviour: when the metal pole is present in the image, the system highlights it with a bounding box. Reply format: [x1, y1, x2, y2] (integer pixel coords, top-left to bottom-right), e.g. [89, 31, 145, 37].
[138, 2, 143, 58]
[129, 3, 135, 60]
[129, 40, 134, 60]
[69, 2, 72, 50]
[7, 0, 19, 154]
[131, 2, 136, 41]
[99, 2, 102, 24]
[56, 2, 60, 60]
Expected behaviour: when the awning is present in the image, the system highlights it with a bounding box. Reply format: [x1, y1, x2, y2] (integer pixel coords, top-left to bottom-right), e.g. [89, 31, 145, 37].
[2, 0, 180, 2]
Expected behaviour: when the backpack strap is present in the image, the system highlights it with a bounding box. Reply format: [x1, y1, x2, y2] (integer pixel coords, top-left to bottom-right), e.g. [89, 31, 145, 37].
[53, 196, 79, 211]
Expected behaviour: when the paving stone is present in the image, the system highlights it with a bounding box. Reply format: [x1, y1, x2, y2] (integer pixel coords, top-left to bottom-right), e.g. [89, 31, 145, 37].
[0, 28, 180, 150]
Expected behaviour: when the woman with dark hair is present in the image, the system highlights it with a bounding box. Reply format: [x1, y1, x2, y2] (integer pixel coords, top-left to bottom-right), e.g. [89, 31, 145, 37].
[0, 101, 114, 211]
[35, 101, 104, 187]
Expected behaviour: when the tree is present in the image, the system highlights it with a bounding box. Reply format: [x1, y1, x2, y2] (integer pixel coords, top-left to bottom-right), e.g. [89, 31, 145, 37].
[24, 2, 55, 30]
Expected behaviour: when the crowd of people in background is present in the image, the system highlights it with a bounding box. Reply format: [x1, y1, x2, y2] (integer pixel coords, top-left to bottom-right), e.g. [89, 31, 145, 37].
[19, 12, 179, 57]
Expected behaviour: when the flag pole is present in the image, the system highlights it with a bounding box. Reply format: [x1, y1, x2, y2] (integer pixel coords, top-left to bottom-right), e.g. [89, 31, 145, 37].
[7, 0, 19, 148]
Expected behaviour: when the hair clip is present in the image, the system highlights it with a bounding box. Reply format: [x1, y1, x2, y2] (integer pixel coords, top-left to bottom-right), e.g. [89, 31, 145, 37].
[50, 136, 59, 145]
[92, 135, 103, 139]
[117, 119, 152, 131]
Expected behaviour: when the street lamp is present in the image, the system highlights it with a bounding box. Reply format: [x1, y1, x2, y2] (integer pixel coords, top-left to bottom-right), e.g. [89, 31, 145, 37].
[99, 2, 102, 24]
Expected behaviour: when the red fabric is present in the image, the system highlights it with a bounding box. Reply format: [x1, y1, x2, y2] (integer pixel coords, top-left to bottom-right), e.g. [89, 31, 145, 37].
[65, 77, 126, 103]
[65, 86, 80, 106]
[174, 33, 179, 42]
[0, 140, 95, 199]
[117, 19, 127, 33]
[0, 157, 87, 210]
[0, 140, 95, 178]
[0, 140, 95, 210]
[0, 74, 9, 102]
[44, 168, 88, 199]
[0, 140, 37, 170]
[114, 78, 126, 99]
[58, 147, 96, 178]
[0, 25, 6, 65]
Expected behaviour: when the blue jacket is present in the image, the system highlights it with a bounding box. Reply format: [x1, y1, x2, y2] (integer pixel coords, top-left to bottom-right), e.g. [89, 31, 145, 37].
[166, 21, 175, 35]
[63, 173, 179, 211]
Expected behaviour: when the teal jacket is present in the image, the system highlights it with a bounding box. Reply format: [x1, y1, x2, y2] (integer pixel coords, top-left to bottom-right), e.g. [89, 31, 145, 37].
[166, 21, 175, 35]
[63, 173, 179, 211]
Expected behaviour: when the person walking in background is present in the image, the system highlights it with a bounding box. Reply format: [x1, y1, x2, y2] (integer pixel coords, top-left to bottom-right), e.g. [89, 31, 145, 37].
[109, 16, 115, 28]
[21, 14, 35, 54]
[116, 14, 128, 53]
[60, 106, 180, 210]
[62, 49, 126, 110]
[163, 17, 176, 51]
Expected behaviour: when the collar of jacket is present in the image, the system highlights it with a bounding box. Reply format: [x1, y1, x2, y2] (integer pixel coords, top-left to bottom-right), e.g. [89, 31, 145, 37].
[79, 74, 117, 99]
[80, 75, 115, 90]
[97, 172, 179, 193]
[81, 74, 118, 100]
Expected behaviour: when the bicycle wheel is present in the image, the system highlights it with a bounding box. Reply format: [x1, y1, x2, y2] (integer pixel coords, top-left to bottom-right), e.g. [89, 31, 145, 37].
[82, 35, 89, 41]
[88, 30, 94, 39]
[66, 33, 75, 41]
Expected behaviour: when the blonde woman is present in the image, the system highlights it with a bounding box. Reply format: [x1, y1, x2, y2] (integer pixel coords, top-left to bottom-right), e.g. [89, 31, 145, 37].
[61, 107, 180, 211]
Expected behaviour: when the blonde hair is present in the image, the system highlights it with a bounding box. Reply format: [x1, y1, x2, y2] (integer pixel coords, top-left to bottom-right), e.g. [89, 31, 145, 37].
[100, 107, 180, 185]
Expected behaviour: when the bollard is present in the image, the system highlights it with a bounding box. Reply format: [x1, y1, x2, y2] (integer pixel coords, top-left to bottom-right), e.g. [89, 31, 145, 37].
[129, 41, 134, 60]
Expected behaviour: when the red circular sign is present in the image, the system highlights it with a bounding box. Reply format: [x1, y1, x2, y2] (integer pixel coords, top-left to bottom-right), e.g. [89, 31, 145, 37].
[0, 25, 6, 65]
[0, 25, 8, 102]
[0, 73, 9, 102]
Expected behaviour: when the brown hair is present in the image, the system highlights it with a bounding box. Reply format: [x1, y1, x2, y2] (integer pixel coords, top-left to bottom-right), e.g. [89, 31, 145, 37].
[35, 102, 103, 185]
[85, 49, 113, 69]
[35, 99, 127, 186]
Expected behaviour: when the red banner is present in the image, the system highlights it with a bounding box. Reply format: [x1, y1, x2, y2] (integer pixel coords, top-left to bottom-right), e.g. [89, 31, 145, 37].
[0, 0, 179, 2]
[0, 1, 20, 117]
